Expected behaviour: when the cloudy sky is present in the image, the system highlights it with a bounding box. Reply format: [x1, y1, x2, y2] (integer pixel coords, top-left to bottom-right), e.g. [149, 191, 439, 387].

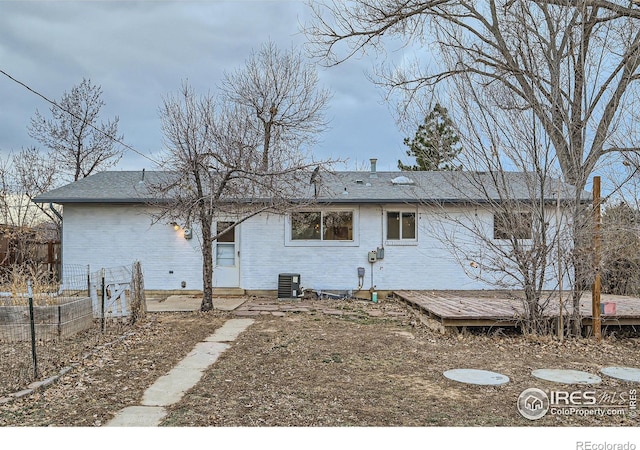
[0, 0, 415, 173]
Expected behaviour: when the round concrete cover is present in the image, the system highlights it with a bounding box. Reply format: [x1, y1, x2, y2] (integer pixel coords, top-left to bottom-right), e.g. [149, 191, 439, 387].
[443, 369, 510, 385]
[531, 369, 601, 385]
[600, 366, 640, 383]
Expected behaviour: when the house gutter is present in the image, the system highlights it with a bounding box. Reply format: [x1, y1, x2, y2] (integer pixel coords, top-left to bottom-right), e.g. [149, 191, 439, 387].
[49, 203, 63, 221]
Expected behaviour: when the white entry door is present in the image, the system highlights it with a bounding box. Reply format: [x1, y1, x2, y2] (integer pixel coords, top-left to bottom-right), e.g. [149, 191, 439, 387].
[214, 221, 240, 288]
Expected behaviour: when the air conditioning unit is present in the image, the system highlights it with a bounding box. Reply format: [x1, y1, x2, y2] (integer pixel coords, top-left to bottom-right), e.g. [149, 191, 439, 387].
[278, 273, 301, 299]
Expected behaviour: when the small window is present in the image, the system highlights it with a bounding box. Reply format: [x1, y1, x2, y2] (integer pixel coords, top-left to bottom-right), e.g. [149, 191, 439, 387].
[292, 211, 353, 241]
[216, 244, 235, 266]
[494, 212, 532, 239]
[216, 221, 235, 242]
[216, 222, 235, 267]
[387, 212, 416, 240]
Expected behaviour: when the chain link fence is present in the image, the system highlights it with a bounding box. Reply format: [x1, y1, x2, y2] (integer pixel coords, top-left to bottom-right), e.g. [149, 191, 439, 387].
[0, 261, 146, 398]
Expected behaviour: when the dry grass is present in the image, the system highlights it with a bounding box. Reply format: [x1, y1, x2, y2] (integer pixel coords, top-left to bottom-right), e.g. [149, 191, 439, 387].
[0, 264, 60, 306]
[1, 296, 639, 427]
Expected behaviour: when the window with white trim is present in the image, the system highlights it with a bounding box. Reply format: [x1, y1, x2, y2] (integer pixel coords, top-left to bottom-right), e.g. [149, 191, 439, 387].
[291, 211, 353, 241]
[386, 211, 416, 241]
[493, 212, 532, 240]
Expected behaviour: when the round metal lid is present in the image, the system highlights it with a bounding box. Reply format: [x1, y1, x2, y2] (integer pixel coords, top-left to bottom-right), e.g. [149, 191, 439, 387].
[600, 366, 640, 383]
[443, 369, 510, 385]
[531, 369, 601, 385]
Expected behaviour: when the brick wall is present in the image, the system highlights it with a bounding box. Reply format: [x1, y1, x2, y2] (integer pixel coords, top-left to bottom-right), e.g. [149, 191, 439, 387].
[62, 203, 562, 292]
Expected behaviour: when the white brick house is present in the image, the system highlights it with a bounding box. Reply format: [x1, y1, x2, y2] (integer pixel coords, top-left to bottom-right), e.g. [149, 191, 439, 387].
[33, 167, 588, 295]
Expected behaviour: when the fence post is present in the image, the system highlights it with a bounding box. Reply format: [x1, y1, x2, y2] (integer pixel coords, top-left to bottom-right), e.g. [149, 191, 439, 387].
[27, 280, 39, 379]
[87, 265, 91, 298]
[129, 261, 147, 325]
[101, 268, 106, 333]
[592, 176, 602, 341]
[57, 304, 62, 338]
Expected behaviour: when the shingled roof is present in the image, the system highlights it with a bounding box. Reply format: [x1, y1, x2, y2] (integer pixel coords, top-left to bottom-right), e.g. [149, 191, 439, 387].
[32, 170, 591, 205]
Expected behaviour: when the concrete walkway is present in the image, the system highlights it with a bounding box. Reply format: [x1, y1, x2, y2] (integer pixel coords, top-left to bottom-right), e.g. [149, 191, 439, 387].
[105, 318, 254, 426]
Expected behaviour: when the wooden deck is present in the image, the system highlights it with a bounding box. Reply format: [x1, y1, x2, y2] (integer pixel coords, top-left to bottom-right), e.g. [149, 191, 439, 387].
[394, 290, 640, 330]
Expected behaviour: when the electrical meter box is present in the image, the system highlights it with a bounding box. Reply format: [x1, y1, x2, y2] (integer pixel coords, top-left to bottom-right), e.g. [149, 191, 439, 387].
[368, 251, 377, 263]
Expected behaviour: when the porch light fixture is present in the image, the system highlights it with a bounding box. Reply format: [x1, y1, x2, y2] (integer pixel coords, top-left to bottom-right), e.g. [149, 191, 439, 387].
[171, 222, 180, 231]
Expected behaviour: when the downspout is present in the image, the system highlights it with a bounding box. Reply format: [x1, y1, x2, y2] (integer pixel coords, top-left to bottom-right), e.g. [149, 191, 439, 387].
[379, 204, 384, 249]
[49, 202, 63, 222]
[371, 204, 385, 293]
[49, 203, 63, 281]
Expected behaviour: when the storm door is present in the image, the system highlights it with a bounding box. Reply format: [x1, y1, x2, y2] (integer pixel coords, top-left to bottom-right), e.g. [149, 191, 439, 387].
[213, 221, 240, 287]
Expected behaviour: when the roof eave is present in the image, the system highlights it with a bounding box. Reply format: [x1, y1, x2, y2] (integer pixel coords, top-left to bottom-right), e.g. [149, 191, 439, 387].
[32, 197, 165, 205]
[33, 196, 592, 206]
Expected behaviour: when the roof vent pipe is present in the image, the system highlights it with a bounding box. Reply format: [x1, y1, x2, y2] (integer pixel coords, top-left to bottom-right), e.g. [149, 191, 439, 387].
[370, 158, 377, 178]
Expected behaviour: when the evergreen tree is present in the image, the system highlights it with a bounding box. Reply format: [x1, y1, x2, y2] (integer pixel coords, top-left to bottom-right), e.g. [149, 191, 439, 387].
[398, 104, 461, 171]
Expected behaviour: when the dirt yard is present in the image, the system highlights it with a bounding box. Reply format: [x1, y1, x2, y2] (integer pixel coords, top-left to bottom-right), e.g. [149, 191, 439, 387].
[0, 295, 639, 427]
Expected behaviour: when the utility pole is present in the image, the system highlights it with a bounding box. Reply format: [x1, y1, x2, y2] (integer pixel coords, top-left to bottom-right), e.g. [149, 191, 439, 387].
[592, 176, 602, 341]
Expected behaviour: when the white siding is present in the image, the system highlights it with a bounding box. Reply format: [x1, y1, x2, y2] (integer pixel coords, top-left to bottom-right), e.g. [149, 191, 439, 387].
[60, 203, 562, 292]
[62, 204, 202, 290]
[238, 205, 496, 292]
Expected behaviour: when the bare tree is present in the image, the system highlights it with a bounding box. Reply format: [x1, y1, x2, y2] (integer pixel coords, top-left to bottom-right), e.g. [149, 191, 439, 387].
[220, 40, 332, 171]
[28, 78, 123, 182]
[417, 76, 583, 335]
[0, 147, 60, 277]
[594, 155, 640, 295]
[305, 0, 640, 335]
[152, 80, 334, 312]
[0, 147, 59, 229]
[600, 201, 640, 295]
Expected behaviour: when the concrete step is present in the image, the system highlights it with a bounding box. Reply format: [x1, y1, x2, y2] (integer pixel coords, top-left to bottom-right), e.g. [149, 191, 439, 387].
[213, 288, 245, 296]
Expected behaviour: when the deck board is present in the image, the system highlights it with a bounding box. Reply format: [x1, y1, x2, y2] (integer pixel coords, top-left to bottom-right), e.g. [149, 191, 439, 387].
[394, 290, 640, 329]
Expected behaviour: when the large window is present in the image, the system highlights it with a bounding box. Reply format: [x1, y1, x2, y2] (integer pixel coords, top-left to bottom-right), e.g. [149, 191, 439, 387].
[291, 212, 321, 240]
[387, 211, 416, 240]
[494, 212, 532, 240]
[291, 211, 353, 241]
